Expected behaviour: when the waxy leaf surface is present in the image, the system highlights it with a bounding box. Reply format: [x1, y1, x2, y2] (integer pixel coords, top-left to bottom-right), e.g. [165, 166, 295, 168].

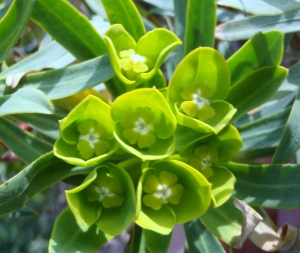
[101, 0, 145, 41]
[31, 0, 107, 61]
[0, 118, 52, 164]
[184, 0, 216, 55]
[226, 66, 288, 122]
[273, 87, 300, 163]
[227, 31, 283, 85]
[225, 163, 300, 209]
[0, 87, 53, 116]
[184, 218, 225, 253]
[0, 0, 33, 62]
[217, 0, 300, 16]
[0, 152, 92, 217]
[216, 9, 300, 40]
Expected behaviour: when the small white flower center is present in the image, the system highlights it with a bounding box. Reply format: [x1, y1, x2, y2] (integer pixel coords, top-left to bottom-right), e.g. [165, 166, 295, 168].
[96, 187, 115, 202]
[79, 128, 99, 148]
[193, 90, 210, 109]
[201, 155, 211, 168]
[134, 118, 150, 135]
[154, 184, 171, 204]
[130, 54, 146, 64]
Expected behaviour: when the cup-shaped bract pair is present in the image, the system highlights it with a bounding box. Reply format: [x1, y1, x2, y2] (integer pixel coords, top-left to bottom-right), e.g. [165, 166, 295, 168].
[168, 47, 237, 134]
[104, 24, 181, 88]
[66, 164, 136, 236]
[180, 124, 243, 207]
[135, 160, 211, 234]
[111, 88, 177, 160]
[54, 95, 118, 167]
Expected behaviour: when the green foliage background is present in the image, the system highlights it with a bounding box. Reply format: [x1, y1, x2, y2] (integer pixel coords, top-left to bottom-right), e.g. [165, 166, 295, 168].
[1, 0, 300, 252]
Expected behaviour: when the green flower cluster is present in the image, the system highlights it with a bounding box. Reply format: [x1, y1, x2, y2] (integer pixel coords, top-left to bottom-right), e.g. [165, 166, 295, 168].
[54, 25, 242, 236]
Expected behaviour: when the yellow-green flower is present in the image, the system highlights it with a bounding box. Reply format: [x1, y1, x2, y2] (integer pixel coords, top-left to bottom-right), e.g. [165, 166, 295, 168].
[66, 164, 136, 236]
[54, 95, 118, 167]
[121, 107, 156, 149]
[111, 88, 176, 160]
[190, 145, 218, 178]
[143, 171, 184, 210]
[105, 24, 181, 88]
[168, 47, 236, 134]
[76, 120, 111, 160]
[135, 160, 211, 234]
[180, 84, 215, 122]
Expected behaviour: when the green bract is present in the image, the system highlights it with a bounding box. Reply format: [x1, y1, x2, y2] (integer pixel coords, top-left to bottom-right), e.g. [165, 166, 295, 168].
[104, 24, 181, 88]
[54, 95, 118, 167]
[180, 125, 243, 207]
[168, 47, 236, 134]
[66, 164, 136, 236]
[111, 88, 177, 160]
[135, 160, 211, 234]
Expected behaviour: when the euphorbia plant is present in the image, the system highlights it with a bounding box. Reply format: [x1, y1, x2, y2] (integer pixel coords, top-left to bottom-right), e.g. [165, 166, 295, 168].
[1, 1, 299, 253]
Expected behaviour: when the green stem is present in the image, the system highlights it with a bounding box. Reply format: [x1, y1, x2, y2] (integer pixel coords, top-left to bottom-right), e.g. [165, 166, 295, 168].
[130, 223, 143, 253]
[118, 157, 141, 170]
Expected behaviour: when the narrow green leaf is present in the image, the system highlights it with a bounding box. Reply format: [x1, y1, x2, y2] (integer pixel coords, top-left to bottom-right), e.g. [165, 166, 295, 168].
[238, 107, 291, 150]
[225, 66, 288, 122]
[216, 7, 237, 23]
[84, 0, 107, 18]
[271, 61, 300, 102]
[233, 147, 276, 163]
[227, 31, 284, 85]
[0, 152, 92, 217]
[273, 88, 300, 163]
[9, 206, 38, 218]
[224, 162, 300, 209]
[101, 0, 145, 41]
[31, 0, 107, 61]
[0, 55, 114, 100]
[216, 9, 300, 41]
[49, 208, 112, 253]
[0, 3, 11, 20]
[174, 0, 187, 64]
[184, 0, 216, 55]
[142, 0, 174, 11]
[199, 197, 243, 245]
[0, 117, 52, 163]
[217, 0, 300, 16]
[12, 110, 64, 140]
[184, 219, 225, 253]
[0, 41, 74, 79]
[0, 0, 33, 62]
[0, 87, 53, 116]
[234, 92, 295, 127]
[130, 224, 144, 253]
[217, 41, 233, 59]
[143, 229, 172, 253]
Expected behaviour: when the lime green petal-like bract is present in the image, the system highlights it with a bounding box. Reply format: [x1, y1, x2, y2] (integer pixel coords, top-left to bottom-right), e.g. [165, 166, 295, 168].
[105, 24, 181, 88]
[66, 164, 136, 236]
[135, 160, 211, 234]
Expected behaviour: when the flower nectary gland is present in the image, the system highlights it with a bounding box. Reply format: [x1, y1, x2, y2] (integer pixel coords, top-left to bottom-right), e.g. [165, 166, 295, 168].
[85, 172, 124, 208]
[190, 145, 218, 178]
[142, 171, 184, 210]
[180, 85, 215, 122]
[121, 107, 156, 149]
[119, 49, 150, 80]
[76, 120, 111, 160]
[193, 90, 210, 109]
